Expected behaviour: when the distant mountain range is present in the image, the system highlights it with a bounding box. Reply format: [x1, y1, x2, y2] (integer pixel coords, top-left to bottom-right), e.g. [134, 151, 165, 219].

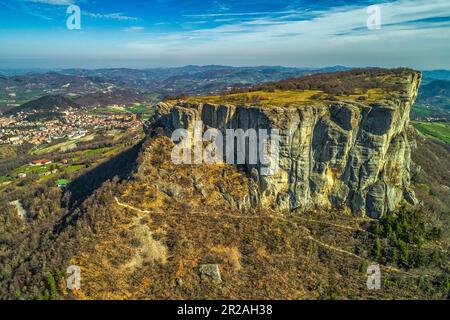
[74, 89, 146, 107]
[419, 80, 450, 98]
[3, 88, 148, 116]
[0, 71, 111, 93]
[412, 79, 450, 119]
[0, 65, 351, 113]
[422, 70, 450, 84]
[58, 65, 351, 96]
[1, 65, 450, 119]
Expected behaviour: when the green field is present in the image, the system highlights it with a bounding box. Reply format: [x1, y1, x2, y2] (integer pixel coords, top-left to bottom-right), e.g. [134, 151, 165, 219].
[89, 104, 153, 115]
[65, 164, 85, 174]
[14, 144, 122, 182]
[412, 121, 450, 144]
[82, 147, 109, 157]
[412, 104, 435, 118]
[1, 130, 141, 193]
[16, 164, 53, 175]
[30, 134, 96, 155]
[127, 104, 153, 113]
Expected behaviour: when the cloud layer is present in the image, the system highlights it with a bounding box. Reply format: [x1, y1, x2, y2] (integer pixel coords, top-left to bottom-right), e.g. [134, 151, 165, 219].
[0, 0, 449, 68]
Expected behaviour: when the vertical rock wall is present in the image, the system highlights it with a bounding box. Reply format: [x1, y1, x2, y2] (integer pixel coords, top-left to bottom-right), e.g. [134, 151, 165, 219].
[153, 71, 421, 218]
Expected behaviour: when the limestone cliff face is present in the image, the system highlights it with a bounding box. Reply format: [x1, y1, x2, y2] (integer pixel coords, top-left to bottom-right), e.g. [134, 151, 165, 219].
[153, 71, 421, 218]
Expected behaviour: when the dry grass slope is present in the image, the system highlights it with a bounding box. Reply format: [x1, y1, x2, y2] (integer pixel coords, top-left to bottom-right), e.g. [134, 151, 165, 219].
[67, 136, 442, 300]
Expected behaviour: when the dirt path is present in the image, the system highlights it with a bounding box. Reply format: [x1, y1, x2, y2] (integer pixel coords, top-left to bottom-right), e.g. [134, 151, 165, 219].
[113, 196, 422, 277]
[294, 217, 364, 232]
[114, 197, 152, 214]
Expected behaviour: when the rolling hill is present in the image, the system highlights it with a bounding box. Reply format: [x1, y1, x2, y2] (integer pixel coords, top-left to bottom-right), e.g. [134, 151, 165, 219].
[412, 80, 450, 119]
[74, 89, 147, 107]
[4, 95, 80, 115]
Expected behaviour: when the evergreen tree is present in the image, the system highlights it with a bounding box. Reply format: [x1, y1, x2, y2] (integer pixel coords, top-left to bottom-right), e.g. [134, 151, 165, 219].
[374, 238, 382, 260]
[46, 273, 57, 300]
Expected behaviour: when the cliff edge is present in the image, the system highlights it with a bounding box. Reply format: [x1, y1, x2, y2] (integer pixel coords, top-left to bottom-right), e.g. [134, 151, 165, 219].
[154, 68, 422, 218]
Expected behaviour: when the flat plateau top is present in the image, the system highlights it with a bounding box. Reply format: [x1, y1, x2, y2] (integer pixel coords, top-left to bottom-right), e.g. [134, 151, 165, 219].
[178, 68, 420, 109]
[186, 88, 389, 108]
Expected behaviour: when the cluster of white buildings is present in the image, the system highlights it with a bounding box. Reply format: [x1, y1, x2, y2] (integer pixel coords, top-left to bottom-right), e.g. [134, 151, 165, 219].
[0, 109, 142, 145]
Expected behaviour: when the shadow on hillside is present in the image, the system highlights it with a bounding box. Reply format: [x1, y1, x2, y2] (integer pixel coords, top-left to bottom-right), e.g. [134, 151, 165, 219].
[66, 138, 145, 209]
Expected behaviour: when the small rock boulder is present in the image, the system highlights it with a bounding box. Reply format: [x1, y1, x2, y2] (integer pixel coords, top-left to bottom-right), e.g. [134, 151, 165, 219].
[198, 264, 222, 283]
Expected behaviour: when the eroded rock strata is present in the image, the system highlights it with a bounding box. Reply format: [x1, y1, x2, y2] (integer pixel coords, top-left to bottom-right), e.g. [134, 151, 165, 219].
[154, 70, 421, 218]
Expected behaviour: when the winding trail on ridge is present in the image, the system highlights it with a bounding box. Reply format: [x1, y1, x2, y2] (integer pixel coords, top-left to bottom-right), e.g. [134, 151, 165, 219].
[113, 196, 422, 277]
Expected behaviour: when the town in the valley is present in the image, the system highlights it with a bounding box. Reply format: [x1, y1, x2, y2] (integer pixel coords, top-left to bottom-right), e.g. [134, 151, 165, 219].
[0, 107, 143, 146]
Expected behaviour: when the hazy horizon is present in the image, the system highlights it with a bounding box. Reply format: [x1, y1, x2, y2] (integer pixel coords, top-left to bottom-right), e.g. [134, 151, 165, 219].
[0, 64, 449, 73]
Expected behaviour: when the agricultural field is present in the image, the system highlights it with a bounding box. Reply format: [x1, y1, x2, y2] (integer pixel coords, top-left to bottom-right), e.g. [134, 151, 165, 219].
[0, 88, 49, 108]
[89, 103, 153, 115]
[412, 121, 450, 144]
[0, 130, 144, 193]
[412, 104, 437, 118]
[29, 134, 96, 155]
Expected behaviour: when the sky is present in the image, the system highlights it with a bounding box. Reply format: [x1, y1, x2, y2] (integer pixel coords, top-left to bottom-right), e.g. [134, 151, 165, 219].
[0, 0, 449, 69]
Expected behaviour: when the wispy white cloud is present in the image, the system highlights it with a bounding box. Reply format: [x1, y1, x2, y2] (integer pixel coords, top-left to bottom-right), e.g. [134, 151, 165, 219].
[24, 0, 139, 22]
[184, 10, 297, 18]
[1, 0, 55, 19]
[125, 0, 450, 68]
[83, 11, 139, 21]
[4, 0, 450, 68]
[26, 0, 73, 5]
[211, 0, 230, 13]
[124, 26, 145, 32]
[135, 0, 450, 44]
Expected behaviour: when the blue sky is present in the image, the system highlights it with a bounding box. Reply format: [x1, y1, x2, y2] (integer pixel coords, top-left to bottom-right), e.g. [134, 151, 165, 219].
[0, 0, 449, 69]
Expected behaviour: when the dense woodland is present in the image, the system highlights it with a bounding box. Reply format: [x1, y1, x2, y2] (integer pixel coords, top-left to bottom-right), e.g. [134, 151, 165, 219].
[0, 141, 140, 299]
[231, 68, 414, 96]
[0, 127, 448, 299]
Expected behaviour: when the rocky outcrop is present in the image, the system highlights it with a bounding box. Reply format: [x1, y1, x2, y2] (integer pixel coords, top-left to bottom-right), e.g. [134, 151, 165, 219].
[153, 71, 421, 218]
